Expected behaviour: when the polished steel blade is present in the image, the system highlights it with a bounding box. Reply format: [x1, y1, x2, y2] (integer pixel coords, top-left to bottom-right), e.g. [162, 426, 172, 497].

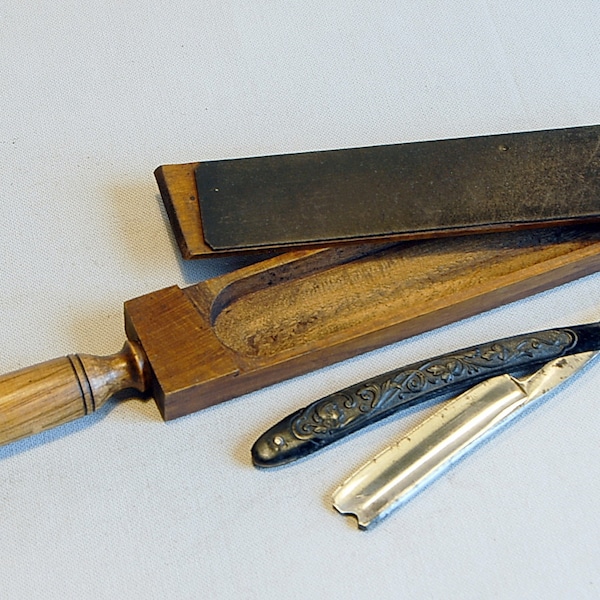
[332, 351, 598, 530]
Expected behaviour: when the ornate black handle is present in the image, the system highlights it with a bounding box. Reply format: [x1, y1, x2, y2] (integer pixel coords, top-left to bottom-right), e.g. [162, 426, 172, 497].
[252, 323, 600, 467]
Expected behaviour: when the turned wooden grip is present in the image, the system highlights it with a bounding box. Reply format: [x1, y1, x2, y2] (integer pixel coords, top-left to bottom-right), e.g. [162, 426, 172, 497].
[0, 341, 148, 447]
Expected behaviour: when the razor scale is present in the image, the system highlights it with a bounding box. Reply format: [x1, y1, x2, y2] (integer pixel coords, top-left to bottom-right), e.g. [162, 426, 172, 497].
[252, 323, 600, 467]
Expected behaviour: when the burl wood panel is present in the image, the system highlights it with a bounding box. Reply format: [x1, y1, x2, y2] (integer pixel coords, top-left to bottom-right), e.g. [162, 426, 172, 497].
[124, 223, 600, 421]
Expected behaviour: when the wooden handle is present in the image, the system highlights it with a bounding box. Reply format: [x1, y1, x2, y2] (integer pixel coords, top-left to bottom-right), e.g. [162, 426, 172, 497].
[0, 341, 149, 447]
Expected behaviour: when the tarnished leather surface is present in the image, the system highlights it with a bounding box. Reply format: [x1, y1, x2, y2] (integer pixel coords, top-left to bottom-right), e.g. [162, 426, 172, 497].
[197, 125, 600, 250]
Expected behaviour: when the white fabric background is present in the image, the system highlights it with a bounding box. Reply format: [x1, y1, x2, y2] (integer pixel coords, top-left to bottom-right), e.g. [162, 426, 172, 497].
[1, 2, 600, 598]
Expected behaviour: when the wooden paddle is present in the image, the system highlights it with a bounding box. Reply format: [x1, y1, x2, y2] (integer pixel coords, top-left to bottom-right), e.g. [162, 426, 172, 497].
[1, 223, 600, 447]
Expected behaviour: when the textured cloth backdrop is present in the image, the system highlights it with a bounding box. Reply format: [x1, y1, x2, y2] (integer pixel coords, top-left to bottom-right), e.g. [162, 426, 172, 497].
[1, 2, 600, 598]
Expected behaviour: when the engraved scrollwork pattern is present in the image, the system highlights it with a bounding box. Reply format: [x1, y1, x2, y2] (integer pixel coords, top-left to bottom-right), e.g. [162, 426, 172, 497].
[291, 330, 576, 440]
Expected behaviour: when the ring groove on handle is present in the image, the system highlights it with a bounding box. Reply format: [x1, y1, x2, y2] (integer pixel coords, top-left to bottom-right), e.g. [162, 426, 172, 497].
[0, 341, 149, 447]
[68, 354, 94, 414]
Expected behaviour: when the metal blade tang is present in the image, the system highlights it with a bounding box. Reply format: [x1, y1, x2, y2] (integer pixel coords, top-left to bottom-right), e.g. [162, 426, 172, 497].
[252, 323, 600, 467]
[332, 350, 599, 530]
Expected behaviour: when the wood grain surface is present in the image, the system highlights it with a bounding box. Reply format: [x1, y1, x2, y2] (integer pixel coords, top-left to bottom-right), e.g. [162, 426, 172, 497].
[2, 167, 600, 446]
[125, 221, 600, 420]
[0, 342, 148, 446]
